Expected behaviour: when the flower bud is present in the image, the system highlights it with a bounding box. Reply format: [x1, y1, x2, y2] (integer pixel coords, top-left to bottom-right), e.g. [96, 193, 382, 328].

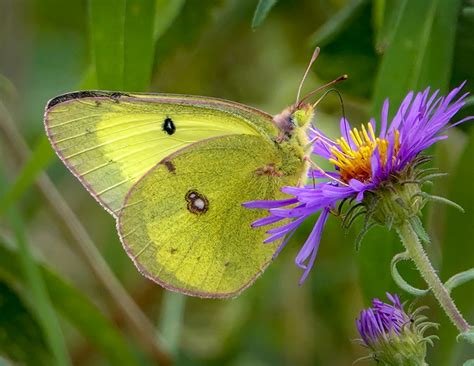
[356, 293, 437, 366]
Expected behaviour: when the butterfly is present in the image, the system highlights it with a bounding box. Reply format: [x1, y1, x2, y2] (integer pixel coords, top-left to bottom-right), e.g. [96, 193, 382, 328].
[44, 48, 345, 297]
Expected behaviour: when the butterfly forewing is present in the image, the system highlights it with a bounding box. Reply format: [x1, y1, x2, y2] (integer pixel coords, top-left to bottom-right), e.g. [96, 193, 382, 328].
[44, 91, 275, 215]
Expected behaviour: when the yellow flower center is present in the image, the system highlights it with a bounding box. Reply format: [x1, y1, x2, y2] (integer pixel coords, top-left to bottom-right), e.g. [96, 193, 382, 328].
[329, 123, 400, 183]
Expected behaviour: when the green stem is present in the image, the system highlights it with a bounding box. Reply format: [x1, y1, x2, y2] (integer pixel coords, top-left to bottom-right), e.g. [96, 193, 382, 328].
[397, 221, 470, 333]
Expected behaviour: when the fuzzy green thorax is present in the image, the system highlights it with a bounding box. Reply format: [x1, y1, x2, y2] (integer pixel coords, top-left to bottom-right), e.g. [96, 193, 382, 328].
[292, 103, 315, 128]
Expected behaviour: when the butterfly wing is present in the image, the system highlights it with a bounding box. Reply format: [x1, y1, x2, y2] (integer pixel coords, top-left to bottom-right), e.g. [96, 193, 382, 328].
[118, 134, 304, 297]
[44, 91, 276, 215]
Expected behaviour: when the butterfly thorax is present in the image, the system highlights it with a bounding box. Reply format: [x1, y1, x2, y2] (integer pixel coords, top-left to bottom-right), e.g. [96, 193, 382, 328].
[270, 103, 314, 178]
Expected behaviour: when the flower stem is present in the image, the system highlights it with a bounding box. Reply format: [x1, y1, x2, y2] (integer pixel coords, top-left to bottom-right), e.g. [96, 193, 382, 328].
[397, 221, 470, 333]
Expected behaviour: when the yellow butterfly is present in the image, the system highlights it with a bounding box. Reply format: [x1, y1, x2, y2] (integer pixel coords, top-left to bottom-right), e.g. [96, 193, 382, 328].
[44, 48, 345, 297]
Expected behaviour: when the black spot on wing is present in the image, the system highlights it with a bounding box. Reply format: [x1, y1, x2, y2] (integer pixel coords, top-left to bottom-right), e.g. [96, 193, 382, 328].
[163, 117, 176, 135]
[46, 91, 131, 109]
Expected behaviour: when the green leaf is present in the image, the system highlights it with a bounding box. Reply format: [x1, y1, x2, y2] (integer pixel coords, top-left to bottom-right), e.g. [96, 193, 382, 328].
[0, 280, 51, 365]
[0, 243, 140, 366]
[444, 268, 474, 294]
[436, 128, 474, 363]
[372, 0, 462, 115]
[89, 0, 126, 90]
[0, 136, 53, 216]
[451, 0, 474, 124]
[372, 0, 408, 54]
[123, 0, 157, 91]
[463, 359, 474, 366]
[458, 328, 474, 345]
[154, 0, 186, 41]
[89, 0, 157, 91]
[252, 0, 278, 29]
[310, 0, 378, 98]
[409, 216, 431, 245]
[390, 251, 429, 296]
[310, 0, 367, 47]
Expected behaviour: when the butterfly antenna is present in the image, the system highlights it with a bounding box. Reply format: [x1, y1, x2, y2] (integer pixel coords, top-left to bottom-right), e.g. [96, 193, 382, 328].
[295, 47, 321, 105]
[298, 74, 348, 107]
[312, 88, 347, 123]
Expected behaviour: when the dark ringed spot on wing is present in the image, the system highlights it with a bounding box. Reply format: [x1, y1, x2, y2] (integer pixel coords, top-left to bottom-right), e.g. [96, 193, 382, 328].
[164, 160, 176, 174]
[170, 248, 177, 254]
[185, 190, 209, 214]
[163, 117, 176, 135]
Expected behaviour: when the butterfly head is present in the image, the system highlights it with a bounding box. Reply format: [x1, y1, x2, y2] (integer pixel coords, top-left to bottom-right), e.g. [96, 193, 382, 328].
[272, 103, 314, 138]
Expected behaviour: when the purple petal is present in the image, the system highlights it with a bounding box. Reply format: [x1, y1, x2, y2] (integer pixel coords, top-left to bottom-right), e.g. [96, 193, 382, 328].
[243, 198, 298, 209]
[295, 208, 330, 284]
[251, 215, 284, 228]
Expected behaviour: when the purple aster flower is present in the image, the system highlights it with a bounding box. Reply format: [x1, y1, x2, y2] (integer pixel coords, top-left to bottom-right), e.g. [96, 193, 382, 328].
[355, 293, 437, 365]
[244, 84, 473, 283]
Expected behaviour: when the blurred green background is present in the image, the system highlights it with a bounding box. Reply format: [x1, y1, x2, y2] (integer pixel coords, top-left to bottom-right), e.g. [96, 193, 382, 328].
[0, 0, 473, 365]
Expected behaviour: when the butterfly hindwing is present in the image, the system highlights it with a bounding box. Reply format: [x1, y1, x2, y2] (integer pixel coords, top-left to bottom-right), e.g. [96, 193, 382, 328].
[44, 91, 276, 215]
[118, 134, 303, 297]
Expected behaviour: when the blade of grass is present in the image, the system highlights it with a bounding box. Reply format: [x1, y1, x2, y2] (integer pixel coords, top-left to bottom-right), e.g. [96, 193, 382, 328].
[89, 0, 158, 91]
[371, 0, 462, 115]
[123, 0, 156, 91]
[309, 0, 377, 99]
[372, 0, 408, 54]
[0, 102, 172, 365]
[0, 280, 51, 365]
[0, 242, 140, 366]
[159, 292, 186, 355]
[451, 1, 474, 122]
[309, 0, 368, 47]
[0, 172, 71, 366]
[252, 0, 278, 29]
[154, 0, 186, 41]
[89, 0, 126, 90]
[0, 135, 53, 216]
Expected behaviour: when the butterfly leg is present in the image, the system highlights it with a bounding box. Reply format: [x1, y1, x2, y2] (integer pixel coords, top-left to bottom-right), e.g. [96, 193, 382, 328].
[302, 156, 348, 186]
